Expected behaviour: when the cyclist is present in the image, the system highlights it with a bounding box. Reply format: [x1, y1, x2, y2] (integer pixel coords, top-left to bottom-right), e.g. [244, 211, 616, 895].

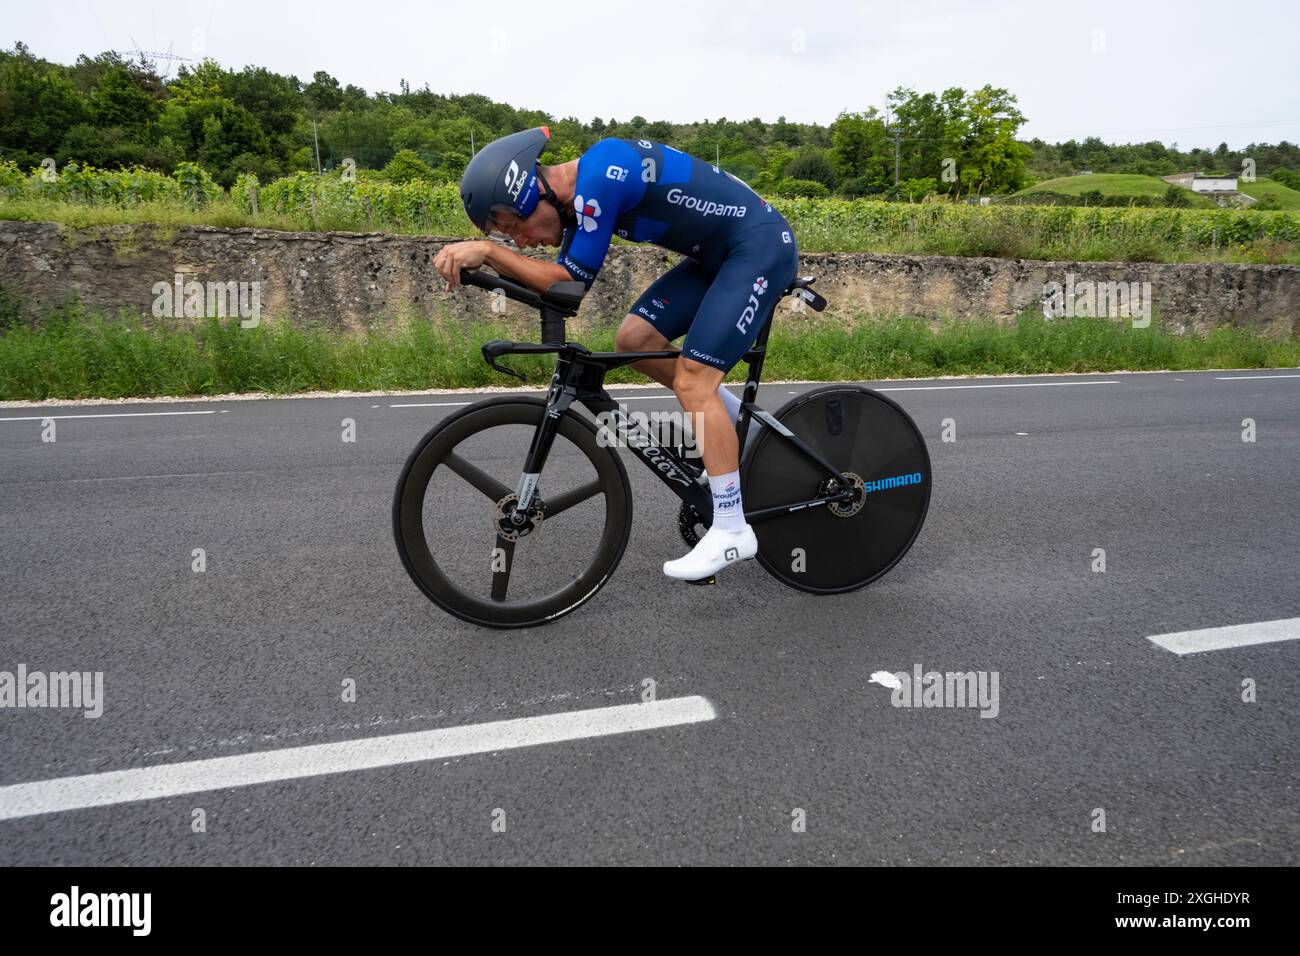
[433, 126, 799, 582]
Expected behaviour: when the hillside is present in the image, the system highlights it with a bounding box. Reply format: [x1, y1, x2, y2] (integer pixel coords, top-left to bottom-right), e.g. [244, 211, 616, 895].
[1011, 173, 1217, 207]
[1239, 177, 1300, 209]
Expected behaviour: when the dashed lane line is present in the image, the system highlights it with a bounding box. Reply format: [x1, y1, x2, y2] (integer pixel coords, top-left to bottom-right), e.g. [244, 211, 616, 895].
[1147, 617, 1300, 655]
[0, 410, 218, 422]
[0, 696, 717, 821]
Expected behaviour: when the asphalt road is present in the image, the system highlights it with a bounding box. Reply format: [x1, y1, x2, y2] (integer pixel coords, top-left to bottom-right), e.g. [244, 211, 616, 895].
[1, 369, 1297, 865]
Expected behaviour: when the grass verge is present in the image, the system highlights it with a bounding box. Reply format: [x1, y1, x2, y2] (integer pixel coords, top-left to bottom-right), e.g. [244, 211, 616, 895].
[1, 304, 1296, 402]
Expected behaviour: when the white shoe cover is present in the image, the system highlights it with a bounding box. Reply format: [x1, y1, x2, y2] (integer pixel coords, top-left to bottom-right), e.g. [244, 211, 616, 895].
[663, 525, 758, 580]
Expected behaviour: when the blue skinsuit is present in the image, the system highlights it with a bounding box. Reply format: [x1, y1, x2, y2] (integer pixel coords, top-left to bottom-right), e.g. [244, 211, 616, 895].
[555, 137, 799, 372]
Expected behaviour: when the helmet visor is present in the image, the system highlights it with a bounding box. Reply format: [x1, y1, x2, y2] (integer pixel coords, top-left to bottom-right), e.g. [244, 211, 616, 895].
[484, 204, 523, 236]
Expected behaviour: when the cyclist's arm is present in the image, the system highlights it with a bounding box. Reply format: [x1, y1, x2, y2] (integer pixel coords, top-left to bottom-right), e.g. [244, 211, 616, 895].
[483, 243, 573, 292]
[553, 139, 638, 289]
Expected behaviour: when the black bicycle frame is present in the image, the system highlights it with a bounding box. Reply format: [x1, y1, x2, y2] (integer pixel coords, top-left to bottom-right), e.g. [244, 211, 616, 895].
[497, 316, 856, 526]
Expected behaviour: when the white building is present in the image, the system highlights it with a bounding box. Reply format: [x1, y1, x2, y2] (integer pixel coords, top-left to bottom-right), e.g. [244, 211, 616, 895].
[1162, 171, 1238, 194]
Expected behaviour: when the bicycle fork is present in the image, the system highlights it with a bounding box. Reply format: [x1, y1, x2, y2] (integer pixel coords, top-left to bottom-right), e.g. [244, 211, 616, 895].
[509, 354, 715, 522]
[509, 369, 567, 520]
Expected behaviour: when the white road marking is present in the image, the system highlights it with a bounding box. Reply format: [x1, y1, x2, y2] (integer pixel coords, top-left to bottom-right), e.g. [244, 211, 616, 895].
[62, 471, 252, 483]
[389, 401, 473, 408]
[1215, 374, 1300, 380]
[0, 410, 217, 422]
[877, 380, 1119, 392]
[0, 696, 716, 821]
[1147, 617, 1300, 655]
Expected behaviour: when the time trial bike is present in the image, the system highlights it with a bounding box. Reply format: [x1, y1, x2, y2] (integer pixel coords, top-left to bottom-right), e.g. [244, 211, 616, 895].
[393, 268, 931, 628]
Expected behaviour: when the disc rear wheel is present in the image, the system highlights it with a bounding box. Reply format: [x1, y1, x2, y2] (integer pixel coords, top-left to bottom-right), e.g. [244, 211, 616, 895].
[741, 385, 931, 593]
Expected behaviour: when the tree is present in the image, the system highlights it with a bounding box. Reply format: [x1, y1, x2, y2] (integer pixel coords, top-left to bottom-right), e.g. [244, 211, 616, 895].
[225, 66, 302, 138]
[887, 88, 950, 184]
[829, 108, 891, 194]
[381, 148, 436, 182]
[159, 96, 270, 185]
[0, 45, 88, 164]
[304, 70, 343, 113]
[941, 85, 1031, 194]
[1271, 167, 1300, 190]
[169, 60, 227, 104]
[88, 65, 160, 130]
[772, 115, 802, 147]
[785, 148, 836, 190]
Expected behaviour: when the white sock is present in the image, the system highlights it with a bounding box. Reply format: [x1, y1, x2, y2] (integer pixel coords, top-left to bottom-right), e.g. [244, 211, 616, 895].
[717, 385, 742, 423]
[707, 470, 746, 532]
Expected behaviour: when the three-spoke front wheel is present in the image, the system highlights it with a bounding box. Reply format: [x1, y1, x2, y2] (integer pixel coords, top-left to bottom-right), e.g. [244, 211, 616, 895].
[393, 397, 633, 628]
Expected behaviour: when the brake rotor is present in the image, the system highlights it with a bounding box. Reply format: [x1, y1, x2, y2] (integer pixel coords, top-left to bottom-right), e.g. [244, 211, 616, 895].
[493, 492, 545, 542]
[825, 471, 866, 517]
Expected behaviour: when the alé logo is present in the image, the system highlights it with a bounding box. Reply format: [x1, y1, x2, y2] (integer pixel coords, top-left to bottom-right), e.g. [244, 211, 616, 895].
[735, 276, 767, 335]
[575, 195, 602, 232]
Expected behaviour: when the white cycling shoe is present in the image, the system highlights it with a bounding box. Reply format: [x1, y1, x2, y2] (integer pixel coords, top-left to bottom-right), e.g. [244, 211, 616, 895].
[663, 524, 758, 581]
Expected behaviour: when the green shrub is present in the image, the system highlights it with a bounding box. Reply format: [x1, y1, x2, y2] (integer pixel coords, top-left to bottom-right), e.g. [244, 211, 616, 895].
[173, 162, 221, 209]
[381, 149, 437, 183]
[776, 177, 829, 198]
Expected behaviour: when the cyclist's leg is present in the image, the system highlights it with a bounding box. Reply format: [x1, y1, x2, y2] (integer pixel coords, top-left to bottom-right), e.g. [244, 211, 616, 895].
[675, 229, 799, 479]
[663, 227, 798, 579]
[615, 259, 712, 389]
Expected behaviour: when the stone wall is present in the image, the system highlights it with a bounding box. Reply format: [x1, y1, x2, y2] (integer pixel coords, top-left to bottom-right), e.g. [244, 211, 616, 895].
[1, 221, 1296, 336]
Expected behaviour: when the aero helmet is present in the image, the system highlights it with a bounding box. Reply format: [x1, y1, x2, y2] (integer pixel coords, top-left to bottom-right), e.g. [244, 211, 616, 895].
[459, 125, 566, 234]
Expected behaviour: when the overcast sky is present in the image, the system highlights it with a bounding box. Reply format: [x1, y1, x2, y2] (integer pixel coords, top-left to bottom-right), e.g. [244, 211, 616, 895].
[5, 0, 1298, 149]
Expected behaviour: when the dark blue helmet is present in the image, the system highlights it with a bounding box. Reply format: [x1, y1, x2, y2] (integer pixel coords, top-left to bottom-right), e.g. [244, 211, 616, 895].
[459, 125, 552, 234]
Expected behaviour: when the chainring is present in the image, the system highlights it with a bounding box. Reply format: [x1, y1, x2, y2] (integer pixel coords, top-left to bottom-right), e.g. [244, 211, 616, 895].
[677, 501, 707, 547]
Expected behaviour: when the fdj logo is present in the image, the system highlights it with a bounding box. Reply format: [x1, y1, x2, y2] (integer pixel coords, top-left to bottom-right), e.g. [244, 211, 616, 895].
[575, 195, 602, 232]
[735, 276, 768, 335]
